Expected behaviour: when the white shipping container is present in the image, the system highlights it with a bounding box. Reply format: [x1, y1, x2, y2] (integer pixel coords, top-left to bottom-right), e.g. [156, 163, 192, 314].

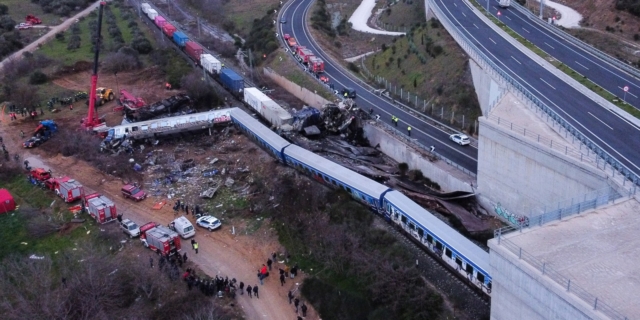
[146, 9, 158, 20]
[243, 87, 271, 114]
[201, 54, 222, 74]
[141, 3, 151, 14]
[262, 100, 292, 127]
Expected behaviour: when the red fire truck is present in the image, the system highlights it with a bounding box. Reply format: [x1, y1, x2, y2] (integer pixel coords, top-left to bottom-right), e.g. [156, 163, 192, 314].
[139, 222, 181, 256]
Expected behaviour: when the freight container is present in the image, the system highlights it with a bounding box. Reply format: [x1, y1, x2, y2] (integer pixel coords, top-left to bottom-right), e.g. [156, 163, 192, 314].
[220, 68, 244, 94]
[56, 179, 84, 203]
[141, 3, 151, 14]
[84, 193, 117, 224]
[162, 23, 177, 38]
[184, 41, 204, 64]
[172, 31, 189, 47]
[154, 16, 167, 28]
[201, 54, 222, 74]
[244, 88, 292, 127]
[146, 8, 158, 20]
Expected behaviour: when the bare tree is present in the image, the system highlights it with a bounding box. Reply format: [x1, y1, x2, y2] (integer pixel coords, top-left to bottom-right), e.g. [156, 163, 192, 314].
[9, 83, 40, 111]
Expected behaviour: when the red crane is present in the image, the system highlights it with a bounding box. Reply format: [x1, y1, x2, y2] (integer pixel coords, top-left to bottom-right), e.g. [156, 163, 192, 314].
[83, 2, 107, 130]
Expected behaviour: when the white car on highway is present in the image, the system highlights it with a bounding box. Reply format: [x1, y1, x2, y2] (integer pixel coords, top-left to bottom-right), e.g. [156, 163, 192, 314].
[449, 133, 471, 146]
[196, 215, 222, 231]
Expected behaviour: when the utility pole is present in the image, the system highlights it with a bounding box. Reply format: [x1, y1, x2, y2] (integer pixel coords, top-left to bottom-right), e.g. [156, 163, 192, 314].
[197, 16, 201, 38]
[248, 49, 254, 83]
[539, 0, 545, 19]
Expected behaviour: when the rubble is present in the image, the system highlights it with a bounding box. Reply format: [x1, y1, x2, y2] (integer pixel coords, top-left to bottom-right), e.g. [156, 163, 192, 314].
[225, 177, 235, 187]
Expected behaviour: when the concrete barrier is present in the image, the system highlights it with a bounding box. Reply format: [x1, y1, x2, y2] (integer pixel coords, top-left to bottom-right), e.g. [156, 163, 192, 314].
[363, 122, 474, 192]
[263, 67, 331, 110]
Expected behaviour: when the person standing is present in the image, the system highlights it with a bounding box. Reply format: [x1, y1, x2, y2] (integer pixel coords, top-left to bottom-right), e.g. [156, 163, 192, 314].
[193, 242, 199, 254]
[294, 298, 300, 313]
[301, 303, 307, 317]
[253, 285, 259, 299]
[280, 273, 286, 286]
[267, 258, 273, 271]
[191, 239, 196, 248]
[183, 252, 188, 263]
[288, 290, 294, 304]
[272, 251, 277, 263]
[185, 204, 189, 215]
[149, 257, 154, 268]
[239, 281, 244, 295]
[407, 126, 412, 136]
[246, 285, 252, 298]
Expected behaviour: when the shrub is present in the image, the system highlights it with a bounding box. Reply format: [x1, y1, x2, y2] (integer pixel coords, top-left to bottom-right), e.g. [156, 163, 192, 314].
[55, 32, 65, 41]
[347, 62, 359, 73]
[29, 70, 48, 85]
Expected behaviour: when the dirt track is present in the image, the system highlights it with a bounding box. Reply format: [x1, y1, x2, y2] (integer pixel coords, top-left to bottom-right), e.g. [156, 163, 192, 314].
[0, 119, 318, 320]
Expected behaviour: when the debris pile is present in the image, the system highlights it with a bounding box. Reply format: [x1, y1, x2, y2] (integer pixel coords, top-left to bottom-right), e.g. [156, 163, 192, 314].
[125, 93, 194, 122]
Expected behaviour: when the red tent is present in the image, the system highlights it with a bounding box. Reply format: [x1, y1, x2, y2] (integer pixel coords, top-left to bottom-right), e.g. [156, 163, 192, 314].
[0, 189, 17, 214]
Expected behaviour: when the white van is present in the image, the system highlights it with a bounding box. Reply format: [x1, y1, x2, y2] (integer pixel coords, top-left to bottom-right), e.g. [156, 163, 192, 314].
[170, 216, 196, 239]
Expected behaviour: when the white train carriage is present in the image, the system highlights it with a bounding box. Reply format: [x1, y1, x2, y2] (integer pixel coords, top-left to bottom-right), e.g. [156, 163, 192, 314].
[229, 108, 291, 162]
[106, 109, 232, 141]
[383, 190, 492, 294]
[283, 144, 390, 210]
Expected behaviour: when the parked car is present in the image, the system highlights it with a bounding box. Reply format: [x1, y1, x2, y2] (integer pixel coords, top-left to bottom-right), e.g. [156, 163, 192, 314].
[449, 133, 471, 146]
[23, 136, 43, 148]
[121, 184, 147, 201]
[120, 219, 141, 238]
[16, 23, 32, 30]
[196, 215, 222, 231]
[283, 33, 290, 40]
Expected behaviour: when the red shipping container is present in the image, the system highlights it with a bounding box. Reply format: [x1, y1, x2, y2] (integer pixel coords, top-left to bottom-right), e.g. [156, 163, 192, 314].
[185, 41, 204, 64]
[162, 23, 177, 38]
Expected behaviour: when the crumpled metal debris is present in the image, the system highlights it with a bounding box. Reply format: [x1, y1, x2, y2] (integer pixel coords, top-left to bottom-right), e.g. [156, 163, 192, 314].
[225, 177, 235, 187]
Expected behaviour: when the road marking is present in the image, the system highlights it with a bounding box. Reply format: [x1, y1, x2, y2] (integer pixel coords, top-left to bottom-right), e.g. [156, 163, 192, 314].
[473, 23, 479, 29]
[489, 38, 496, 44]
[619, 87, 638, 98]
[454, 2, 457, 6]
[522, 27, 530, 33]
[574, 61, 589, 70]
[505, 16, 511, 20]
[588, 112, 613, 130]
[539, 78, 556, 90]
[511, 56, 521, 64]
[544, 42, 554, 49]
[608, 109, 640, 131]
[462, 12, 466, 17]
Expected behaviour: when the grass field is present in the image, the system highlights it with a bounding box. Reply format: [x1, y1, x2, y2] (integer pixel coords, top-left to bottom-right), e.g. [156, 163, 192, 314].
[3, 0, 64, 26]
[0, 175, 94, 260]
[224, 0, 279, 36]
[267, 50, 335, 101]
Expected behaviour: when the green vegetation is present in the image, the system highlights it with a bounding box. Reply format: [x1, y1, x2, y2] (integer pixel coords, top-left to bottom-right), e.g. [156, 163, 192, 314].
[468, 0, 640, 119]
[311, 0, 336, 38]
[267, 51, 334, 100]
[0, 172, 94, 260]
[274, 178, 444, 319]
[0, 5, 22, 59]
[364, 20, 480, 130]
[243, 8, 279, 66]
[615, 0, 640, 17]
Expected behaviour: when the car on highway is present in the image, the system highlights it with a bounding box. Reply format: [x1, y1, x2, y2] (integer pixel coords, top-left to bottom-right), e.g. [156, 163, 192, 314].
[280, 17, 286, 24]
[16, 23, 32, 30]
[195, 215, 222, 231]
[319, 75, 329, 83]
[283, 33, 290, 40]
[22, 136, 44, 148]
[121, 184, 147, 201]
[341, 87, 357, 99]
[120, 219, 141, 238]
[449, 133, 471, 146]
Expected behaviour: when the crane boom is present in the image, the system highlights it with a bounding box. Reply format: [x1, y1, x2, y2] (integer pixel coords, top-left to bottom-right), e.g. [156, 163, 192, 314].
[84, 1, 107, 129]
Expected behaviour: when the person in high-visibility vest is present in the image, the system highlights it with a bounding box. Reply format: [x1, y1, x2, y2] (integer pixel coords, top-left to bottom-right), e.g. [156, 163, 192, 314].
[394, 117, 398, 127]
[407, 126, 411, 136]
[391, 115, 395, 124]
[344, 92, 348, 98]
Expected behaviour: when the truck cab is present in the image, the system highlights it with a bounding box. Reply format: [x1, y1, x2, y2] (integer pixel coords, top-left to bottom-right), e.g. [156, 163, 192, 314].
[121, 184, 147, 201]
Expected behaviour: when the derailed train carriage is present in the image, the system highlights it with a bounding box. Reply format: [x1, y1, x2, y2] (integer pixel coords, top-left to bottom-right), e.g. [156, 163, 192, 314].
[229, 108, 492, 295]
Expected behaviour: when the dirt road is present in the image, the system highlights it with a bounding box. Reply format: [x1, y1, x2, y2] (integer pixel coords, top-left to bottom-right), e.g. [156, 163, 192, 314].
[0, 1, 102, 71]
[2, 122, 318, 320]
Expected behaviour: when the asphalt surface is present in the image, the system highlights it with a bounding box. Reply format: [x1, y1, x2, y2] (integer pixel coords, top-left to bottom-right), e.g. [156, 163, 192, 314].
[487, 2, 640, 109]
[437, 0, 640, 177]
[279, 0, 480, 174]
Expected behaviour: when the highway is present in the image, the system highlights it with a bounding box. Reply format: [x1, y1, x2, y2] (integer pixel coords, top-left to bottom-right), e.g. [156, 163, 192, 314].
[486, 1, 640, 109]
[434, 0, 640, 176]
[279, 0, 480, 174]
